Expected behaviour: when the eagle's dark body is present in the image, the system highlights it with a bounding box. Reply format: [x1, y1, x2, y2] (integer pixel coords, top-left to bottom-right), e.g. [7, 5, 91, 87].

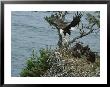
[62, 12, 82, 36]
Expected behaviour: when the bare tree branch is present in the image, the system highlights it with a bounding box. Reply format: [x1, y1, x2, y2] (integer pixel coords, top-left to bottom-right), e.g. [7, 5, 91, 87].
[68, 23, 95, 46]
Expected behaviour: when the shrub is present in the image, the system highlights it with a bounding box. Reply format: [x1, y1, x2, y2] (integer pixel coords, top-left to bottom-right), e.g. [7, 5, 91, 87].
[20, 48, 51, 77]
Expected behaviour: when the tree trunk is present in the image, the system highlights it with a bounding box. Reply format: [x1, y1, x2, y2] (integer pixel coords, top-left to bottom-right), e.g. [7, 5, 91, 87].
[57, 29, 63, 48]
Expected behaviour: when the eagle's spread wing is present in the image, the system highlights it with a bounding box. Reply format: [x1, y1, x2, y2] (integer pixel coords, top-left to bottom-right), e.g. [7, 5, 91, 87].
[62, 12, 82, 36]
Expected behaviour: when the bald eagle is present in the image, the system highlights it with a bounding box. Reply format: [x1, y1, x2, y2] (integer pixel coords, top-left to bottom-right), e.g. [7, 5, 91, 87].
[60, 12, 82, 36]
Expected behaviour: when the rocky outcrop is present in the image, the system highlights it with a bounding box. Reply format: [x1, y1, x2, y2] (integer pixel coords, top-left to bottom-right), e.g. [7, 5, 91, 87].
[42, 46, 100, 77]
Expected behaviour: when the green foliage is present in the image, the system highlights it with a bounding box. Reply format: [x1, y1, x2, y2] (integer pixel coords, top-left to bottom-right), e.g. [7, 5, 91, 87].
[44, 11, 68, 29]
[44, 16, 54, 26]
[86, 12, 100, 28]
[20, 48, 51, 77]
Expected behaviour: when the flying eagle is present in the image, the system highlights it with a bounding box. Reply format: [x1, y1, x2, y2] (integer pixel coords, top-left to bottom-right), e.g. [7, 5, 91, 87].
[60, 12, 82, 36]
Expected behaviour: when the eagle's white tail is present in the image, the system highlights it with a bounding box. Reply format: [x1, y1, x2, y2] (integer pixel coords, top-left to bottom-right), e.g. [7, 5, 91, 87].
[70, 27, 76, 31]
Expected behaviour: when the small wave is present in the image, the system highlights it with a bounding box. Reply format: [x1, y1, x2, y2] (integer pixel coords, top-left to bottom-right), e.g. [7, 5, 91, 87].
[12, 14, 33, 17]
[12, 23, 38, 29]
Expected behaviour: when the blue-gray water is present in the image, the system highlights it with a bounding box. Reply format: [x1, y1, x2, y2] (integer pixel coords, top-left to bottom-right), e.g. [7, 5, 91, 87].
[11, 11, 100, 77]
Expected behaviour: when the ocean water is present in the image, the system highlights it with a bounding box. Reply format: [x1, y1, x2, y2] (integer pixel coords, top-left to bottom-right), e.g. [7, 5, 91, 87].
[11, 11, 100, 76]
